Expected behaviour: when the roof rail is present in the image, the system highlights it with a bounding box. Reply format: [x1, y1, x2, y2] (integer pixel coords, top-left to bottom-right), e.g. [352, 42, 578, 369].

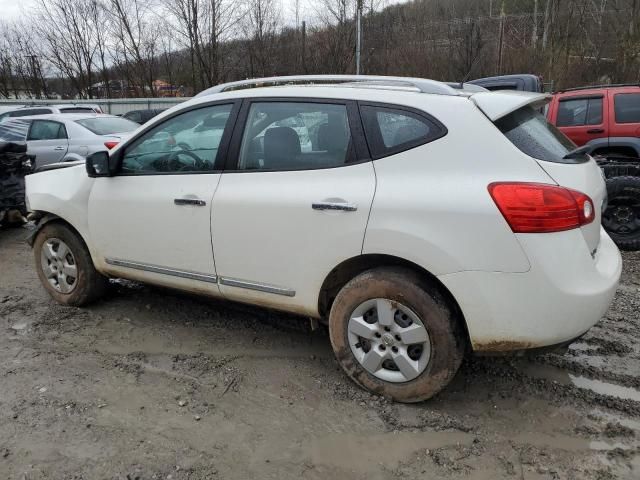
[556, 83, 640, 93]
[195, 75, 462, 97]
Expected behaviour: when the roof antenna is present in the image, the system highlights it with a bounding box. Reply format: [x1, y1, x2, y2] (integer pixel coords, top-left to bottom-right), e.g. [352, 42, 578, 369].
[460, 46, 484, 88]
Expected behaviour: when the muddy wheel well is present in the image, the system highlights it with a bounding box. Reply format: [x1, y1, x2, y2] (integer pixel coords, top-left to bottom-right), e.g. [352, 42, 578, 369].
[30, 213, 88, 251]
[318, 254, 470, 347]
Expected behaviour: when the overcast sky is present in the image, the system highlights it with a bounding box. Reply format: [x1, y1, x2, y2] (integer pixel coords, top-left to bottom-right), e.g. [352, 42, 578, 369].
[0, 0, 405, 26]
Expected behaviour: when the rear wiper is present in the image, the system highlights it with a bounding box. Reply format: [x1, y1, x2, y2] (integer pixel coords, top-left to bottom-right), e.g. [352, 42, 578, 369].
[563, 146, 589, 160]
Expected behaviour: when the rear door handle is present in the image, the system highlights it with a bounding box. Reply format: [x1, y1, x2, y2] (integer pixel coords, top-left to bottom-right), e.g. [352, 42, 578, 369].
[174, 198, 206, 206]
[312, 202, 357, 212]
[54, 146, 65, 151]
[587, 128, 604, 134]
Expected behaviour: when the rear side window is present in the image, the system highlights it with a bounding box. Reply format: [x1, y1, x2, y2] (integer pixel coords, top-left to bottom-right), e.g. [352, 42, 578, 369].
[360, 104, 445, 159]
[28, 120, 67, 140]
[614, 93, 640, 123]
[556, 97, 603, 126]
[496, 106, 584, 163]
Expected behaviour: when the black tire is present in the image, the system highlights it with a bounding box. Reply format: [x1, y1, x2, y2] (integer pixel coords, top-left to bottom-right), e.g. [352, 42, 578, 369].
[328, 267, 465, 403]
[602, 176, 640, 251]
[33, 222, 108, 306]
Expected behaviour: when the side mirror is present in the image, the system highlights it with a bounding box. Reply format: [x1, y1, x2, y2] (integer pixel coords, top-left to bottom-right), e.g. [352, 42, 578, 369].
[86, 151, 110, 177]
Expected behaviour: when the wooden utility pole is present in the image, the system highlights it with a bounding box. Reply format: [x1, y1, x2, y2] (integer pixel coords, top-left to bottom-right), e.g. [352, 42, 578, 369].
[496, 1, 505, 74]
[356, 0, 363, 74]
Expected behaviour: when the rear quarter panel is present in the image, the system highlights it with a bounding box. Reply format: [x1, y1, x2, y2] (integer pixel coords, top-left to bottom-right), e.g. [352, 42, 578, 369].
[363, 95, 556, 275]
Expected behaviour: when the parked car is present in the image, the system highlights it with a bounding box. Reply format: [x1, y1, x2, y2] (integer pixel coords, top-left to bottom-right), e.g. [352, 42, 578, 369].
[25, 74, 621, 402]
[546, 85, 640, 250]
[0, 141, 33, 226]
[0, 114, 139, 169]
[121, 109, 166, 125]
[469, 74, 544, 93]
[0, 104, 103, 122]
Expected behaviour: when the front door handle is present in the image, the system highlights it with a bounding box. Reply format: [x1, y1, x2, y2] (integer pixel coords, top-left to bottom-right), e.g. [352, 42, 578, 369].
[587, 128, 604, 134]
[312, 202, 357, 212]
[174, 198, 206, 206]
[54, 146, 65, 151]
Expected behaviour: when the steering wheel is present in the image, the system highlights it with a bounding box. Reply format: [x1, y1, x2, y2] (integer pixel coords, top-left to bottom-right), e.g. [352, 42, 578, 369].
[166, 148, 207, 171]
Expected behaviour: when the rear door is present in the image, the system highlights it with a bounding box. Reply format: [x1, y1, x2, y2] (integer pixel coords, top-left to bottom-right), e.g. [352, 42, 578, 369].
[210, 98, 375, 316]
[551, 94, 608, 146]
[27, 119, 69, 167]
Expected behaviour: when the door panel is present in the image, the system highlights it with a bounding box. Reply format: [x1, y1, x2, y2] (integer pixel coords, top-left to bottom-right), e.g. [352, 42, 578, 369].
[88, 102, 238, 295]
[553, 95, 608, 146]
[27, 120, 69, 166]
[211, 99, 375, 316]
[212, 164, 375, 315]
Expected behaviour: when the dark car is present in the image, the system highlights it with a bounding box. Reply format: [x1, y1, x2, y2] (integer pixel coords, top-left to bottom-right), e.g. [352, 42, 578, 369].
[469, 74, 544, 93]
[0, 141, 33, 226]
[121, 109, 166, 125]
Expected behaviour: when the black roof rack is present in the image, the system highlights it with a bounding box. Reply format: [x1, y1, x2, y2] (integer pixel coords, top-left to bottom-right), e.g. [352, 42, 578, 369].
[556, 83, 640, 93]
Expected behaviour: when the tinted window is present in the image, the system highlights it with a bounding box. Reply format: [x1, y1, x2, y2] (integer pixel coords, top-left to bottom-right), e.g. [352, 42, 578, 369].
[123, 111, 142, 123]
[614, 93, 640, 123]
[59, 107, 96, 114]
[496, 106, 582, 163]
[121, 104, 232, 174]
[10, 108, 52, 117]
[360, 105, 445, 159]
[76, 117, 139, 135]
[0, 120, 30, 141]
[556, 97, 603, 126]
[28, 120, 67, 140]
[237, 102, 353, 170]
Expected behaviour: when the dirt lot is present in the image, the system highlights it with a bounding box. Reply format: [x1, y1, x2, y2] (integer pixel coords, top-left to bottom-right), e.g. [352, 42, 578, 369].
[1, 226, 639, 480]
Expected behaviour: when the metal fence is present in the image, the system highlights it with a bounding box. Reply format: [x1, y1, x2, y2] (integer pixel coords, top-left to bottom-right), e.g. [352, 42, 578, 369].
[0, 98, 189, 115]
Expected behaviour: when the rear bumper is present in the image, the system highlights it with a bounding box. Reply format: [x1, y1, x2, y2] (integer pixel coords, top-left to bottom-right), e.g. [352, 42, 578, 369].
[438, 227, 622, 353]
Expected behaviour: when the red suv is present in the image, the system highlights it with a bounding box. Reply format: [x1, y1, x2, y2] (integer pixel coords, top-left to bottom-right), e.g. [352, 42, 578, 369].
[547, 85, 640, 157]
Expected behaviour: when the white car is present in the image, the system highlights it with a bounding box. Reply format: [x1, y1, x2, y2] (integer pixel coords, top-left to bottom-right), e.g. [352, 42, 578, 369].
[25, 75, 622, 402]
[0, 114, 138, 168]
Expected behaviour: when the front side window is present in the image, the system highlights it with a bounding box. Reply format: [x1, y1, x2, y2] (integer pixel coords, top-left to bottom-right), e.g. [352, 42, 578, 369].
[556, 97, 603, 126]
[237, 102, 353, 170]
[614, 93, 640, 124]
[28, 120, 67, 140]
[360, 105, 445, 159]
[121, 103, 232, 174]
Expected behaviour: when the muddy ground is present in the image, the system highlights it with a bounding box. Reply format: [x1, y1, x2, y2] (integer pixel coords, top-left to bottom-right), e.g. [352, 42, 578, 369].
[1, 226, 639, 480]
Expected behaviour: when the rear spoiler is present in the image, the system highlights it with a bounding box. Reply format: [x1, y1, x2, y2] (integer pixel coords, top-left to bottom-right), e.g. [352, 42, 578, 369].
[470, 91, 551, 122]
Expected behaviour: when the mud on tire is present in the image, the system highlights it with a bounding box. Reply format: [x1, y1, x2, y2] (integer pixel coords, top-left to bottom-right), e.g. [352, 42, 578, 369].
[33, 222, 108, 306]
[328, 267, 465, 403]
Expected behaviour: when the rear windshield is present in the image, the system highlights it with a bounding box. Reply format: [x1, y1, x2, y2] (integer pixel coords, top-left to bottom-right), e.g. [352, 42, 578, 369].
[0, 120, 29, 141]
[495, 106, 586, 163]
[75, 117, 139, 135]
[60, 107, 96, 114]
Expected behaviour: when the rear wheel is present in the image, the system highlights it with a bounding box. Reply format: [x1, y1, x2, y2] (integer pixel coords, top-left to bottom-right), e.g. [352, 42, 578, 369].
[602, 176, 640, 251]
[328, 267, 465, 403]
[33, 223, 108, 306]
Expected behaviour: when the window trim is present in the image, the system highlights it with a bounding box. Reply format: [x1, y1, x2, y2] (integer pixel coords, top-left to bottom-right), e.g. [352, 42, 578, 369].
[111, 99, 241, 176]
[556, 95, 604, 127]
[613, 92, 640, 125]
[224, 97, 370, 173]
[27, 119, 68, 141]
[357, 101, 448, 160]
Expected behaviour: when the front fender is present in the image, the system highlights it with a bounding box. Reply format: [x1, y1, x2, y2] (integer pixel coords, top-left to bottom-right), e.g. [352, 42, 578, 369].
[26, 213, 60, 246]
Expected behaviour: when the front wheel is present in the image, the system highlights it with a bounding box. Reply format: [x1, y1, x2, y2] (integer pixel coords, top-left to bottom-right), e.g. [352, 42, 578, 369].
[328, 267, 465, 403]
[33, 222, 108, 306]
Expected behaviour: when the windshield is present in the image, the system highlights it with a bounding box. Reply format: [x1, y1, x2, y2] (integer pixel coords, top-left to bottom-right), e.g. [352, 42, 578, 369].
[76, 117, 139, 135]
[495, 106, 587, 163]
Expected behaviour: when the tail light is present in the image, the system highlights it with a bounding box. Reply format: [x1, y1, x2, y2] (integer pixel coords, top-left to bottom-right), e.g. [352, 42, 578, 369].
[488, 182, 595, 233]
[104, 141, 119, 150]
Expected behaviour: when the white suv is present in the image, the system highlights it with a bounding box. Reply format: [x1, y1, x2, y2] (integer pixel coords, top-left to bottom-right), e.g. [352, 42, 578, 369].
[25, 75, 622, 402]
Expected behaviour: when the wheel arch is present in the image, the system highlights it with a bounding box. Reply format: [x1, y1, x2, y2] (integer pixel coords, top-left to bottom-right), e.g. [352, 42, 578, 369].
[318, 253, 471, 347]
[27, 212, 87, 250]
